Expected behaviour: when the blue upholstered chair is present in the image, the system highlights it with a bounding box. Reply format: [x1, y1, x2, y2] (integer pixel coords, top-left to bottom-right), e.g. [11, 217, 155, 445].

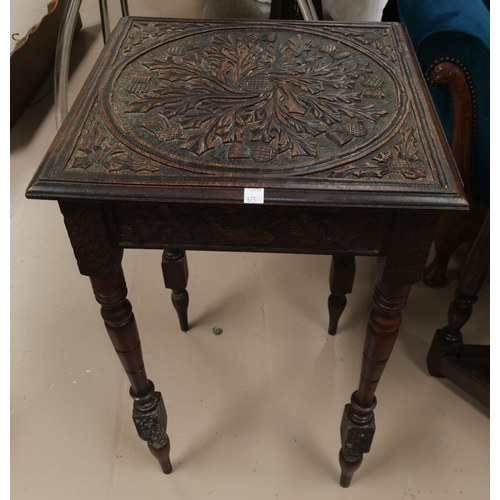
[397, 0, 490, 286]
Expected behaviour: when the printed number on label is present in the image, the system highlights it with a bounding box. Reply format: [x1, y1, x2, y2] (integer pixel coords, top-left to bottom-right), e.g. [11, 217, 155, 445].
[244, 188, 264, 204]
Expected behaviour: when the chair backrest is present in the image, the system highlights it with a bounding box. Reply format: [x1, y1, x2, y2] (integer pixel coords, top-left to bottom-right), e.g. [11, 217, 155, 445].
[397, 0, 490, 206]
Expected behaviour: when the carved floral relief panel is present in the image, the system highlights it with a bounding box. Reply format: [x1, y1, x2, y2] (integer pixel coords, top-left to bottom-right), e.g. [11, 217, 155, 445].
[112, 203, 386, 253]
[59, 21, 438, 185]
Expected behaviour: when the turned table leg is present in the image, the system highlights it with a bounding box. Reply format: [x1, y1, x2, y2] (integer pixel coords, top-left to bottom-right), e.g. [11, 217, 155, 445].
[328, 255, 356, 335]
[91, 267, 172, 473]
[336, 212, 437, 487]
[162, 250, 189, 332]
[339, 279, 411, 487]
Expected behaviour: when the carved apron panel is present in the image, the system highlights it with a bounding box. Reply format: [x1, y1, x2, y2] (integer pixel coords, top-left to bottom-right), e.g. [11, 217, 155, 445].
[111, 203, 386, 254]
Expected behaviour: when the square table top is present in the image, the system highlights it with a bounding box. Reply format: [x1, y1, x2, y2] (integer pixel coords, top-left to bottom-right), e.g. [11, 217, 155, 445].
[27, 17, 467, 212]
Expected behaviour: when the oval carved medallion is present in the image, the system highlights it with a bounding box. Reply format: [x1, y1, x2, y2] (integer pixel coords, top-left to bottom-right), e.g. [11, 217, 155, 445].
[101, 27, 406, 177]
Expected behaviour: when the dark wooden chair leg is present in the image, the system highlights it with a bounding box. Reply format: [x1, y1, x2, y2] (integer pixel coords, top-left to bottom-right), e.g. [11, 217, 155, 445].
[423, 61, 488, 288]
[423, 232, 459, 287]
[339, 279, 411, 487]
[91, 267, 172, 473]
[427, 213, 489, 406]
[328, 255, 356, 335]
[162, 250, 189, 332]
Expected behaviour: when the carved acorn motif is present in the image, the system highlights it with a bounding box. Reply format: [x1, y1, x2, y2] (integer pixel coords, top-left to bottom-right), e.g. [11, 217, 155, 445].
[227, 142, 276, 162]
[251, 143, 277, 162]
[320, 44, 338, 53]
[342, 120, 367, 137]
[389, 158, 410, 171]
[360, 76, 385, 88]
[244, 33, 260, 43]
[126, 75, 153, 95]
[142, 119, 182, 141]
[166, 44, 186, 56]
[156, 126, 182, 141]
[360, 76, 386, 99]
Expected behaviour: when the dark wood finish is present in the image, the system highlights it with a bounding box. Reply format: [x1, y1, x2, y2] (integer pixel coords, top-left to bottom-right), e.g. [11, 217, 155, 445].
[26, 18, 467, 487]
[423, 61, 488, 287]
[339, 280, 411, 484]
[59, 199, 172, 472]
[328, 255, 355, 335]
[112, 204, 386, 254]
[10, 0, 82, 127]
[427, 212, 489, 407]
[27, 18, 466, 213]
[162, 250, 190, 331]
[338, 443, 363, 488]
[338, 211, 436, 485]
[91, 265, 172, 473]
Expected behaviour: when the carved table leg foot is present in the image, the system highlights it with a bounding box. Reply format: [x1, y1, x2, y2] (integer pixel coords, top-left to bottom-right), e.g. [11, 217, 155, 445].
[133, 388, 172, 474]
[162, 250, 189, 332]
[339, 448, 363, 488]
[339, 279, 410, 486]
[328, 255, 356, 335]
[91, 267, 173, 473]
[339, 394, 376, 487]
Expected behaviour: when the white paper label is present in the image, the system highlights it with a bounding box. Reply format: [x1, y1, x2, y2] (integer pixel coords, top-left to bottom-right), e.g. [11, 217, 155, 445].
[244, 188, 264, 204]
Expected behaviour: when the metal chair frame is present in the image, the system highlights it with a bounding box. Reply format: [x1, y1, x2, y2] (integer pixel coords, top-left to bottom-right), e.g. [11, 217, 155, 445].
[54, 0, 317, 129]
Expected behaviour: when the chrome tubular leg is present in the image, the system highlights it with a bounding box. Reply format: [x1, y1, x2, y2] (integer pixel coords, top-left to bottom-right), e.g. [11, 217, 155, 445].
[120, 0, 130, 17]
[99, 0, 110, 43]
[54, 0, 83, 129]
[297, 0, 318, 20]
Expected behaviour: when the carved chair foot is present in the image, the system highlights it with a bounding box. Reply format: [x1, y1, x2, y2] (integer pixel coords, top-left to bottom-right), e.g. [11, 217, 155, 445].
[427, 328, 463, 377]
[423, 236, 461, 288]
[339, 449, 362, 488]
[423, 262, 449, 288]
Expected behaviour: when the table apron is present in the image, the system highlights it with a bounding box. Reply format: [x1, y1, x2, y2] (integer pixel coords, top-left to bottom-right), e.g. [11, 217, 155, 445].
[108, 203, 388, 255]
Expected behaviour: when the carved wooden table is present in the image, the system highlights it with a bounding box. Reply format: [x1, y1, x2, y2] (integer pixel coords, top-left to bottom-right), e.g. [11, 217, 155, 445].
[27, 18, 467, 487]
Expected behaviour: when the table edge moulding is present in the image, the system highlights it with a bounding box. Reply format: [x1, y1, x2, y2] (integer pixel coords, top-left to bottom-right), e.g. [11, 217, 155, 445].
[26, 17, 466, 211]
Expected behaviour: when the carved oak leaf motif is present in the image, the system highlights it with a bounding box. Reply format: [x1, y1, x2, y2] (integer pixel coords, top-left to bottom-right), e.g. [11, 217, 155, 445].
[124, 33, 389, 159]
[123, 22, 200, 54]
[333, 28, 397, 63]
[71, 119, 160, 173]
[328, 126, 426, 180]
